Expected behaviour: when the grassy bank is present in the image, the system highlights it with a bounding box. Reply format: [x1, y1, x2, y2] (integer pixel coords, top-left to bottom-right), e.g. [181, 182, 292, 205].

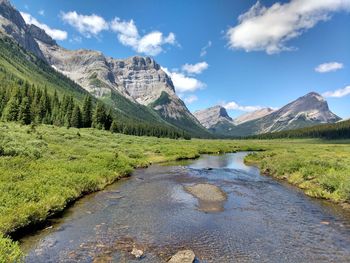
[245, 139, 350, 203]
[0, 123, 349, 261]
[0, 122, 261, 261]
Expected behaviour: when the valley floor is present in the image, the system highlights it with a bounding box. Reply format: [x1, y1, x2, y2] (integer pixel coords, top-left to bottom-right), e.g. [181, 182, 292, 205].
[0, 122, 349, 261]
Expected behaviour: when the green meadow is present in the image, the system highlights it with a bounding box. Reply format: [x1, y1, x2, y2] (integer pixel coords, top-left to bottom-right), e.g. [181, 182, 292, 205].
[0, 122, 349, 261]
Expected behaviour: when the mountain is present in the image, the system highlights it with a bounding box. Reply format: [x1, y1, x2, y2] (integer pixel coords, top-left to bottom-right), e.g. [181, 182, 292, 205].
[195, 92, 341, 137]
[193, 105, 233, 128]
[0, 0, 209, 137]
[233, 108, 275, 125]
[193, 105, 236, 134]
[238, 92, 341, 135]
[0, 0, 44, 59]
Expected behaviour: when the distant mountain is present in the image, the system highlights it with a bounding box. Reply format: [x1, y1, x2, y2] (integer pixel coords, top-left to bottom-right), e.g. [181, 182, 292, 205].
[233, 108, 275, 125]
[194, 92, 341, 137]
[0, 0, 209, 137]
[193, 105, 233, 128]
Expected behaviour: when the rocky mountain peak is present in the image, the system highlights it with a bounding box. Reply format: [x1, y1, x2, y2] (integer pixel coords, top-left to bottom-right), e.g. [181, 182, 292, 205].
[280, 92, 334, 119]
[124, 56, 160, 71]
[28, 24, 57, 46]
[0, 0, 45, 59]
[194, 105, 233, 129]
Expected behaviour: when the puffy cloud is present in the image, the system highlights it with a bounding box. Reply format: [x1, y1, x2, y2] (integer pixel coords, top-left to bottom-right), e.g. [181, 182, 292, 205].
[323, 85, 350, 98]
[182, 62, 209, 75]
[315, 62, 344, 73]
[200, 41, 212, 57]
[226, 0, 350, 54]
[110, 18, 176, 56]
[223, 101, 262, 112]
[21, 12, 68, 41]
[184, 95, 198, 104]
[61, 11, 109, 37]
[162, 67, 206, 93]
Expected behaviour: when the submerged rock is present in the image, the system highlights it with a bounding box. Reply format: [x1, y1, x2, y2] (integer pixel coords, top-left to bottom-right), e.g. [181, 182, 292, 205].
[131, 247, 144, 258]
[168, 250, 195, 263]
[185, 183, 227, 212]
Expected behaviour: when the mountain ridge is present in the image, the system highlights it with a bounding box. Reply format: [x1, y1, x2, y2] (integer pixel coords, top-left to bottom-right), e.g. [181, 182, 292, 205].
[0, 0, 209, 137]
[194, 92, 341, 137]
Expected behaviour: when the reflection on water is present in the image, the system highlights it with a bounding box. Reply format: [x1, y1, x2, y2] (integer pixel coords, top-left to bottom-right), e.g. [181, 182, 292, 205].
[20, 152, 350, 262]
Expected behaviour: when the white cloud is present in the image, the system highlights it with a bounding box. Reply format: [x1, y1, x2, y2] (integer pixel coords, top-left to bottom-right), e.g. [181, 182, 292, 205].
[323, 85, 350, 98]
[184, 95, 198, 104]
[200, 41, 212, 57]
[21, 12, 68, 41]
[315, 62, 344, 73]
[38, 9, 45, 16]
[162, 67, 206, 93]
[182, 62, 209, 75]
[61, 11, 109, 37]
[227, 0, 350, 54]
[110, 18, 176, 56]
[223, 101, 262, 112]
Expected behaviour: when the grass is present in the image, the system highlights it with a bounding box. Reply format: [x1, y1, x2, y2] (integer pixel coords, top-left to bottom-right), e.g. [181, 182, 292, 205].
[0, 123, 349, 261]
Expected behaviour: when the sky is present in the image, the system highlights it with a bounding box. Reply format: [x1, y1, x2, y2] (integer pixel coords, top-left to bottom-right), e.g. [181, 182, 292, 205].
[11, 0, 350, 119]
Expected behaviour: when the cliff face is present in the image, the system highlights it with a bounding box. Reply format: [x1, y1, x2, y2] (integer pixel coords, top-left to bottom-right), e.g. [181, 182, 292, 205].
[0, 1, 207, 136]
[194, 106, 234, 129]
[0, 0, 45, 59]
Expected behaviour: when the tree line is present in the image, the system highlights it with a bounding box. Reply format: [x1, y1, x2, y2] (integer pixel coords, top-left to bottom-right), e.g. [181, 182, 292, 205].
[248, 120, 350, 140]
[0, 79, 191, 139]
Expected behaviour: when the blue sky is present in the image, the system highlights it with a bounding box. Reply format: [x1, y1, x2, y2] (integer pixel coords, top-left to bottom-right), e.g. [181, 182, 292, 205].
[12, 0, 350, 118]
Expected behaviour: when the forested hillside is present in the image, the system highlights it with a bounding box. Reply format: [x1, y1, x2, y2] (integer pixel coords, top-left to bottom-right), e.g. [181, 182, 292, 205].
[251, 120, 350, 139]
[0, 36, 190, 139]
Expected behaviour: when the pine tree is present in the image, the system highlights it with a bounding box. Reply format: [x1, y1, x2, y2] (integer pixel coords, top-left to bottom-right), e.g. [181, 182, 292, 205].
[18, 97, 31, 125]
[110, 120, 118, 133]
[104, 109, 113, 130]
[4, 94, 19, 121]
[82, 95, 93, 128]
[93, 101, 106, 129]
[71, 104, 82, 128]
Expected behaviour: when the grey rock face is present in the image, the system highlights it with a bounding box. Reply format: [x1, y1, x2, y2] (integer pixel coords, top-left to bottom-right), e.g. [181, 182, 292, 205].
[194, 105, 234, 129]
[35, 39, 198, 121]
[233, 108, 275, 125]
[259, 92, 341, 133]
[27, 24, 56, 46]
[0, 0, 45, 59]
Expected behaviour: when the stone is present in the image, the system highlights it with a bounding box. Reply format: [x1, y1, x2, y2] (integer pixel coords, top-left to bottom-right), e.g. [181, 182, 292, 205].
[168, 250, 195, 263]
[131, 247, 143, 258]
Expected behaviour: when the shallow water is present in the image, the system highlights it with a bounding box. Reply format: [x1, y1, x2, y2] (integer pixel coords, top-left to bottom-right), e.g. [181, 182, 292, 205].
[20, 152, 350, 262]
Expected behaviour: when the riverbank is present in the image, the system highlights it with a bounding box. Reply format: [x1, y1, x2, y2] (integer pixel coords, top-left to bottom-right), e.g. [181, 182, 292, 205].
[244, 140, 350, 205]
[1, 122, 350, 261]
[0, 122, 262, 261]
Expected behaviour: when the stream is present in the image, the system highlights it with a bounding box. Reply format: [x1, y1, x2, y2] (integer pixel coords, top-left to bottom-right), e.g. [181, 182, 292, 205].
[20, 152, 350, 262]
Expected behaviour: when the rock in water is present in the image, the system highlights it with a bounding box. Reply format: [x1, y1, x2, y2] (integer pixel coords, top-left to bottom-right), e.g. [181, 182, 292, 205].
[131, 247, 143, 258]
[168, 250, 195, 263]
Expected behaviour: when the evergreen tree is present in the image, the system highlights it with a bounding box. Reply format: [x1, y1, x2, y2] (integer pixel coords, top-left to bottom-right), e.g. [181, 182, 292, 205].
[93, 101, 106, 129]
[104, 109, 113, 130]
[82, 95, 93, 128]
[4, 95, 19, 121]
[18, 97, 31, 125]
[71, 104, 82, 128]
[110, 120, 118, 133]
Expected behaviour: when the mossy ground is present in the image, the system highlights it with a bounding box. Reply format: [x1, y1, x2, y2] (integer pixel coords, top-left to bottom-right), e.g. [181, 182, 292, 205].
[0, 123, 349, 261]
